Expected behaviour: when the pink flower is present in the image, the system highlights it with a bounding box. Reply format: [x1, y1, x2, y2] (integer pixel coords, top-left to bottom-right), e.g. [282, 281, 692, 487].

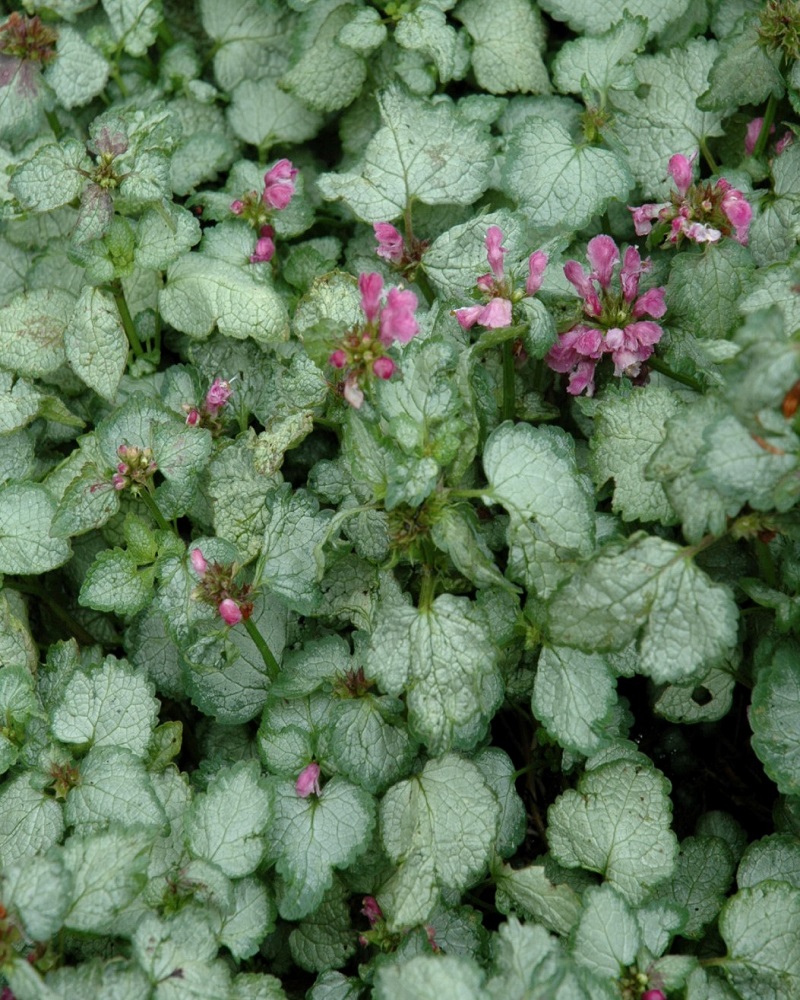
[343, 374, 365, 409]
[250, 227, 275, 264]
[668, 152, 695, 198]
[379, 286, 419, 344]
[526, 251, 548, 295]
[295, 762, 321, 798]
[718, 180, 752, 243]
[372, 356, 395, 379]
[190, 548, 208, 576]
[374, 222, 404, 263]
[776, 131, 793, 155]
[262, 159, 298, 210]
[642, 992, 666, 1000]
[745, 117, 773, 156]
[630, 202, 669, 236]
[205, 378, 232, 414]
[485, 225, 507, 280]
[230, 199, 244, 216]
[361, 896, 383, 925]
[185, 407, 201, 427]
[359, 272, 383, 324]
[329, 349, 347, 368]
[219, 598, 243, 625]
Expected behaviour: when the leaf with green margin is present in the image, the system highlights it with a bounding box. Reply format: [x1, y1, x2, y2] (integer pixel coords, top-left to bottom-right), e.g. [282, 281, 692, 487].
[533, 645, 618, 757]
[0, 595, 37, 673]
[483, 420, 595, 553]
[501, 117, 632, 232]
[364, 593, 502, 756]
[652, 835, 735, 939]
[472, 747, 526, 859]
[134, 202, 202, 272]
[613, 39, 726, 199]
[257, 692, 326, 777]
[45, 25, 109, 109]
[102, 0, 163, 57]
[379, 754, 499, 931]
[328, 695, 418, 796]
[665, 242, 755, 340]
[655, 664, 735, 724]
[9, 140, 90, 210]
[375, 954, 484, 1000]
[0, 374, 42, 434]
[50, 654, 159, 755]
[270, 775, 375, 921]
[231, 971, 288, 999]
[493, 860, 584, 937]
[64, 286, 127, 402]
[548, 751, 678, 904]
[200, 0, 291, 91]
[547, 534, 739, 685]
[0, 483, 71, 574]
[289, 880, 355, 973]
[0, 773, 64, 869]
[62, 826, 154, 934]
[719, 882, 800, 1000]
[750, 641, 800, 796]
[590, 387, 681, 525]
[65, 745, 167, 833]
[186, 761, 272, 878]
[395, 3, 464, 84]
[258, 485, 333, 615]
[698, 15, 784, 111]
[338, 6, 387, 52]
[455, 0, 548, 94]
[0, 288, 75, 378]
[573, 884, 640, 981]
[228, 78, 323, 150]
[317, 87, 494, 222]
[738, 834, 800, 890]
[51, 463, 121, 539]
[1, 852, 73, 941]
[132, 909, 232, 997]
[552, 14, 648, 96]
[216, 876, 276, 961]
[538, 0, 689, 37]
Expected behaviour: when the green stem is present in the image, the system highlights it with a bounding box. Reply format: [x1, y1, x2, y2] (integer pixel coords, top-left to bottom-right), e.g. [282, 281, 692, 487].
[44, 109, 63, 141]
[755, 538, 779, 588]
[502, 340, 516, 421]
[413, 267, 435, 307]
[754, 93, 779, 159]
[111, 281, 144, 359]
[138, 489, 171, 533]
[699, 136, 719, 174]
[8, 579, 97, 647]
[243, 617, 280, 681]
[153, 308, 162, 358]
[418, 568, 436, 612]
[403, 202, 414, 245]
[648, 356, 703, 392]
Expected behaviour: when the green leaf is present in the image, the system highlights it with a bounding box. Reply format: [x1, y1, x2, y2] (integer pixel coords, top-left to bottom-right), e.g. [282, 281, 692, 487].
[395, 3, 464, 84]
[63, 826, 153, 934]
[473, 747, 526, 858]
[231, 972, 288, 1000]
[270, 775, 375, 921]
[101, 0, 164, 57]
[533, 646, 618, 756]
[698, 15, 784, 110]
[0, 596, 37, 674]
[280, 2, 367, 112]
[200, 0, 290, 91]
[0, 288, 75, 378]
[328, 695, 418, 795]
[317, 87, 494, 222]
[9, 140, 90, 211]
[132, 909, 232, 997]
[79, 546, 151, 616]
[186, 761, 271, 878]
[750, 641, 800, 795]
[552, 14, 648, 96]
[573, 884, 640, 981]
[51, 655, 159, 756]
[751, 145, 800, 266]
[228, 77, 323, 150]
[51, 462, 121, 540]
[289, 880, 355, 973]
[64, 286, 127, 402]
[501, 117, 632, 232]
[375, 954, 484, 1000]
[738, 834, 800, 890]
[719, 882, 800, 1000]
[216, 876, 276, 961]
[547, 534, 739, 685]
[654, 665, 735, 724]
[666, 242, 755, 340]
[380, 754, 499, 930]
[547, 751, 678, 904]
[46, 26, 109, 109]
[590, 387, 681, 525]
[0, 773, 64, 869]
[0, 483, 71, 574]
[134, 202, 202, 272]
[1, 851, 73, 941]
[364, 593, 502, 756]
[653, 836, 735, 939]
[455, 0, 549, 94]
[64, 745, 167, 833]
[538, 0, 689, 36]
[493, 860, 584, 937]
[483, 421, 595, 553]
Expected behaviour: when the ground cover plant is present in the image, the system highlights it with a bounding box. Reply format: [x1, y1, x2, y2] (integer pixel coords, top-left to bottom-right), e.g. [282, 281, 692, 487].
[1, 0, 800, 997]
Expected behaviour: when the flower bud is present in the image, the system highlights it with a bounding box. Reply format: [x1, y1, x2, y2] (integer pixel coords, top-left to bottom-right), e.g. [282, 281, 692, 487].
[218, 598, 243, 625]
[295, 762, 322, 798]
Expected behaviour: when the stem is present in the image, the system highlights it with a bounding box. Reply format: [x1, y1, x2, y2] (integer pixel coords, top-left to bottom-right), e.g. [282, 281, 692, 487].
[502, 340, 516, 421]
[44, 109, 63, 140]
[8, 579, 98, 647]
[138, 489, 171, 533]
[154, 308, 162, 358]
[111, 281, 145, 359]
[403, 202, 414, 245]
[755, 538, 779, 588]
[648, 356, 703, 392]
[754, 93, 779, 159]
[243, 617, 280, 681]
[418, 568, 436, 612]
[699, 136, 719, 174]
[413, 267, 435, 307]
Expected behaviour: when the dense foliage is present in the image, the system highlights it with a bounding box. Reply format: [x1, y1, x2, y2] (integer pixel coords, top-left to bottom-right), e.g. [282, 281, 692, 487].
[1, 1, 800, 998]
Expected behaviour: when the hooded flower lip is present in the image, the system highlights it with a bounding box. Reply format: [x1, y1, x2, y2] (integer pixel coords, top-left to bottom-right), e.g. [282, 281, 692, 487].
[629, 152, 753, 247]
[295, 762, 322, 798]
[454, 226, 548, 331]
[262, 158, 298, 210]
[374, 222, 404, 263]
[545, 235, 666, 397]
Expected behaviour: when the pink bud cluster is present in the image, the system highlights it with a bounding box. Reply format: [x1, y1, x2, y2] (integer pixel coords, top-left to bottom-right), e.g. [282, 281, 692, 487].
[328, 272, 419, 408]
[373, 222, 429, 279]
[545, 235, 666, 397]
[454, 226, 548, 331]
[111, 444, 157, 491]
[189, 548, 254, 626]
[295, 762, 321, 798]
[230, 159, 298, 264]
[745, 116, 793, 157]
[629, 152, 753, 247]
[184, 377, 233, 431]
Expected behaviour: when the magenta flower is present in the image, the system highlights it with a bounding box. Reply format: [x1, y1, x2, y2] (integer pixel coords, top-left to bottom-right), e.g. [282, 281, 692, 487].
[111, 444, 157, 491]
[545, 236, 666, 397]
[190, 548, 208, 576]
[746, 117, 774, 156]
[250, 226, 275, 264]
[219, 598, 243, 626]
[374, 222, 404, 263]
[629, 152, 752, 247]
[361, 896, 383, 926]
[262, 159, 298, 210]
[454, 226, 547, 331]
[641, 992, 666, 1000]
[184, 377, 233, 432]
[204, 378, 232, 414]
[295, 762, 322, 798]
[327, 273, 419, 408]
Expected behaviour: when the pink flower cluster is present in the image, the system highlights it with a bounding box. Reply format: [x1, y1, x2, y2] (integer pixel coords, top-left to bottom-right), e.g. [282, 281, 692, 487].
[190, 548, 254, 626]
[454, 226, 547, 331]
[745, 116, 792, 157]
[545, 235, 666, 397]
[230, 159, 298, 265]
[184, 377, 233, 430]
[630, 153, 752, 247]
[329, 272, 418, 408]
[372, 222, 429, 280]
[295, 762, 321, 798]
[111, 443, 157, 491]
